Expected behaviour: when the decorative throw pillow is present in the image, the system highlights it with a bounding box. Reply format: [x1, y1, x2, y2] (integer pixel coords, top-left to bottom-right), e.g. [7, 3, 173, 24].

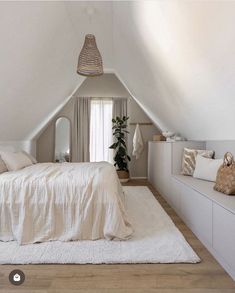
[0, 157, 8, 174]
[181, 148, 215, 176]
[0, 151, 33, 171]
[193, 155, 223, 182]
[22, 151, 37, 164]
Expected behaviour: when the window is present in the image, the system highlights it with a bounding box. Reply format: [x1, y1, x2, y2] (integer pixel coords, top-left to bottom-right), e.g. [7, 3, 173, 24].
[90, 99, 113, 163]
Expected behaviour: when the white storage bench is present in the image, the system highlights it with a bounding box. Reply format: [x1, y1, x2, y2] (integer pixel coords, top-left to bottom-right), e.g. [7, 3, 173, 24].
[148, 141, 235, 280]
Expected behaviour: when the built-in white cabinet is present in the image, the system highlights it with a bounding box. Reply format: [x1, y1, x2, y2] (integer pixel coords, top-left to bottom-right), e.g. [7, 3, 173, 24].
[148, 142, 172, 199]
[148, 141, 205, 212]
[167, 178, 181, 212]
[148, 141, 235, 281]
[178, 181, 213, 246]
[213, 203, 235, 278]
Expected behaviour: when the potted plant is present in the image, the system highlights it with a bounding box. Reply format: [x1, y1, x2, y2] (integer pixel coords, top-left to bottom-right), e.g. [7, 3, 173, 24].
[109, 116, 131, 182]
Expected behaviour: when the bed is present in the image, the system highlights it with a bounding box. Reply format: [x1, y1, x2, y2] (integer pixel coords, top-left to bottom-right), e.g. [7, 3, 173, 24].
[0, 162, 133, 245]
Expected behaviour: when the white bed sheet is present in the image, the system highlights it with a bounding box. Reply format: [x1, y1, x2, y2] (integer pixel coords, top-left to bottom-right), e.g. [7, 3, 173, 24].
[0, 162, 133, 244]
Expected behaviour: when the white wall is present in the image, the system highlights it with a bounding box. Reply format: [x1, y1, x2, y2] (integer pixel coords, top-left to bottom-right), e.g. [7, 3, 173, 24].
[0, 1, 113, 141]
[1, 1, 235, 145]
[78, 74, 160, 177]
[0, 141, 36, 156]
[37, 74, 160, 177]
[113, 1, 235, 140]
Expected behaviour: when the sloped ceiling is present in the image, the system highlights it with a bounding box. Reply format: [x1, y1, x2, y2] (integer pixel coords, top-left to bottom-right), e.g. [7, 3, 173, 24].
[0, 1, 112, 141]
[1, 1, 235, 141]
[113, 1, 235, 140]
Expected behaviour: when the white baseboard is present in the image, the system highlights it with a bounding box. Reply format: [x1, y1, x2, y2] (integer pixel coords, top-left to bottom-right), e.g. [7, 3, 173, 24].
[130, 177, 147, 179]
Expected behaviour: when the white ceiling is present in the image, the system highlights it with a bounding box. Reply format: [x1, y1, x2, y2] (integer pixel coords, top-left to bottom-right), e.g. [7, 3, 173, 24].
[1, 1, 235, 141]
[113, 1, 235, 140]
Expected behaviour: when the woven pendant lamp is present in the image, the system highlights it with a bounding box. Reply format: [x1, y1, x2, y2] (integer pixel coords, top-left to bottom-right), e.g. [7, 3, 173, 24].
[77, 34, 103, 77]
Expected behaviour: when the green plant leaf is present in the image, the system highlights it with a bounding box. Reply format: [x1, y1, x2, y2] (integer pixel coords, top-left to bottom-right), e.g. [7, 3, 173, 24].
[120, 140, 126, 147]
[118, 146, 126, 156]
[109, 143, 117, 149]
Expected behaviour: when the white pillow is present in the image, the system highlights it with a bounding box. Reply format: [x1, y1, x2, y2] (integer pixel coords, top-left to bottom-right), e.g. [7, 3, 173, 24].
[0, 157, 8, 174]
[22, 151, 37, 164]
[181, 148, 215, 176]
[0, 151, 33, 171]
[193, 155, 223, 182]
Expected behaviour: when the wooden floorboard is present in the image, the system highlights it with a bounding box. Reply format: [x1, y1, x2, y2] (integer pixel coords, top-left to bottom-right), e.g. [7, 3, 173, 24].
[0, 179, 234, 292]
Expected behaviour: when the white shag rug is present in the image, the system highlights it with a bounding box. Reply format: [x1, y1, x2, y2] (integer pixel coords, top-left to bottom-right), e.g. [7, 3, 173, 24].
[0, 186, 200, 264]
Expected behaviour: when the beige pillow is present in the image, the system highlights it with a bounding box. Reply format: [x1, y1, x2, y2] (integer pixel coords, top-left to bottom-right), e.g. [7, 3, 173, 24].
[0, 157, 8, 174]
[181, 148, 215, 176]
[0, 151, 33, 171]
[22, 151, 37, 164]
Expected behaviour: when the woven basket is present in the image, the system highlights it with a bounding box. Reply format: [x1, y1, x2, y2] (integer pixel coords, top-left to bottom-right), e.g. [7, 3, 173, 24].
[117, 170, 129, 183]
[214, 152, 235, 195]
[77, 34, 103, 77]
[153, 134, 166, 141]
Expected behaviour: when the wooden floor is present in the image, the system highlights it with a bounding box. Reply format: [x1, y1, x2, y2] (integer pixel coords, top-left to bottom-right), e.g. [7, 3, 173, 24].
[0, 180, 235, 293]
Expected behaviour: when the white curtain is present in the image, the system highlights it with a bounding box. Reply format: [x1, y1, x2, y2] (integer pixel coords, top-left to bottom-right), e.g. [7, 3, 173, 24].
[112, 98, 128, 119]
[72, 97, 91, 162]
[90, 99, 113, 163]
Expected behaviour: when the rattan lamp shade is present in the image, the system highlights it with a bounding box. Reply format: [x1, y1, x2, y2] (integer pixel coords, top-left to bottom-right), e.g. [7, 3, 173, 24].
[77, 34, 103, 77]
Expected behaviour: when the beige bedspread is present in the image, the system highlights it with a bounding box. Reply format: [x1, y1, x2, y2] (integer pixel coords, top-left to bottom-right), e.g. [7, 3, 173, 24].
[0, 162, 133, 244]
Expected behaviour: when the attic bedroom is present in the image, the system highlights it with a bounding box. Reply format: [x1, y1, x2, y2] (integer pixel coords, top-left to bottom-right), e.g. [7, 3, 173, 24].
[0, 1, 235, 292]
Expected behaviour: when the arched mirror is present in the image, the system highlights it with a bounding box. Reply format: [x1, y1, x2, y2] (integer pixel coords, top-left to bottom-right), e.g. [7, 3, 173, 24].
[54, 117, 71, 163]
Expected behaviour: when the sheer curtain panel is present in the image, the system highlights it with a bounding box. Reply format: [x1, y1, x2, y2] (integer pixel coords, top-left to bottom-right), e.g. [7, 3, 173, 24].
[112, 98, 128, 119]
[90, 99, 113, 163]
[72, 97, 91, 162]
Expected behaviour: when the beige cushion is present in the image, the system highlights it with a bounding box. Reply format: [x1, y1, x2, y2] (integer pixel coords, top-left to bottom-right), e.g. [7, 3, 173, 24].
[181, 148, 215, 176]
[193, 155, 223, 182]
[0, 157, 8, 174]
[22, 151, 37, 164]
[0, 151, 33, 171]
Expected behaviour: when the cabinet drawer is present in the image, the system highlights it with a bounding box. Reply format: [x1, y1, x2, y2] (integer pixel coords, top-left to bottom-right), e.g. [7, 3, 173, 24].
[179, 182, 213, 245]
[170, 178, 181, 213]
[213, 203, 235, 270]
[148, 142, 171, 197]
